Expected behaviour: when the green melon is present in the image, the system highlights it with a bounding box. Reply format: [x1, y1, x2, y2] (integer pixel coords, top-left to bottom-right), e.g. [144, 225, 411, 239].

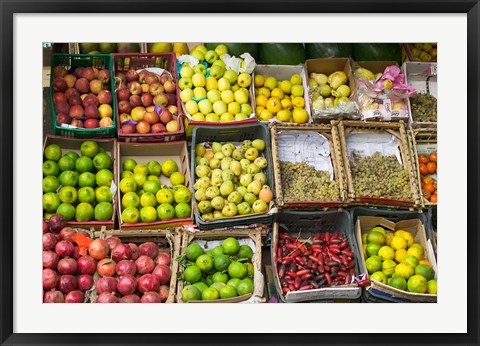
[258, 43, 306, 65]
[305, 43, 353, 59]
[352, 43, 402, 64]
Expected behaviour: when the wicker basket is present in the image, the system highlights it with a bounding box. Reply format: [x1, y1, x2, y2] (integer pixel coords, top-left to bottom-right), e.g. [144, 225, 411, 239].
[270, 122, 347, 208]
[337, 120, 422, 208]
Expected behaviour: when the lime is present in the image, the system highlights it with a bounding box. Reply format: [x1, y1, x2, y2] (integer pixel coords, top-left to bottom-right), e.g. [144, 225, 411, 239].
[94, 202, 114, 221]
[186, 243, 205, 261]
[139, 206, 157, 223]
[212, 271, 229, 284]
[57, 155, 75, 172]
[415, 264, 435, 281]
[184, 265, 202, 283]
[58, 186, 78, 204]
[402, 255, 419, 269]
[367, 231, 386, 246]
[75, 156, 94, 173]
[427, 279, 437, 294]
[147, 175, 160, 182]
[96, 169, 114, 187]
[140, 192, 157, 207]
[213, 254, 231, 272]
[157, 203, 176, 221]
[59, 170, 79, 187]
[382, 259, 397, 277]
[93, 152, 113, 171]
[237, 278, 254, 295]
[210, 282, 226, 292]
[211, 245, 224, 257]
[245, 262, 254, 277]
[407, 274, 428, 293]
[95, 186, 113, 203]
[120, 177, 138, 194]
[161, 159, 178, 177]
[366, 242, 381, 257]
[123, 158, 137, 172]
[170, 172, 185, 186]
[222, 237, 240, 255]
[205, 275, 214, 287]
[181, 285, 201, 302]
[388, 275, 407, 291]
[43, 160, 60, 177]
[219, 284, 238, 299]
[227, 278, 241, 292]
[192, 282, 209, 294]
[370, 271, 387, 284]
[43, 176, 60, 193]
[370, 226, 386, 236]
[395, 262, 415, 280]
[44, 143, 62, 161]
[64, 151, 79, 162]
[143, 180, 161, 195]
[196, 254, 213, 272]
[121, 206, 140, 224]
[237, 244, 253, 260]
[202, 287, 220, 300]
[409, 242, 424, 253]
[173, 186, 192, 204]
[42, 192, 61, 213]
[122, 191, 140, 209]
[56, 202, 75, 221]
[146, 160, 162, 176]
[156, 188, 174, 205]
[365, 256, 382, 274]
[407, 247, 423, 261]
[228, 261, 247, 279]
[75, 202, 94, 222]
[78, 172, 96, 188]
[134, 164, 149, 176]
[121, 171, 134, 179]
[78, 186, 96, 204]
[175, 202, 191, 219]
[377, 246, 395, 261]
[80, 140, 99, 159]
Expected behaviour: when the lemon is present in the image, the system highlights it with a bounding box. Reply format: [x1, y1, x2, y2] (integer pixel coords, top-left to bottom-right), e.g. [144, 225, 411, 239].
[382, 259, 397, 277]
[276, 109, 292, 122]
[390, 235, 407, 250]
[427, 279, 437, 294]
[378, 246, 395, 261]
[407, 247, 423, 261]
[385, 233, 395, 247]
[396, 230, 414, 246]
[407, 274, 428, 293]
[395, 248, 408, 263]
[370, 271, 387, 284]
[271, 87, 284, 99]
[394, 262, 414, 280]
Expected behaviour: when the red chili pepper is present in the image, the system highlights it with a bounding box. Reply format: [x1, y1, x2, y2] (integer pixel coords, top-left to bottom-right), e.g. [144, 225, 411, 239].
[345, 275, 351, 285]
[347, 260, 356, 269]
[281, 257, 293, 265]
[301, 273, 313, 281]
[309, 255, 321, 264]
[294, 256, 303, 265]
[286, 271, 297, 279]
[324, 232, 330, 242]
[325, 272, 332, 285]
[332, 231, 339, 240]
[288, 284, 296, 291]
[330, 254, 342, 263]
[286, 243, 297, 250]
[282, 287, 290, 294]
[299, 285, 314, 291]
[294, 276, 302, 290]
[278, 264, 286, 279]
[314, 232, 322, 240]
[337, 271, 347, 277]
[342, 250, 354, 258]
[340, 241, 348, 250]
[357, 278, 371, 287]
[279, 232, 291, 239]
[296, 269, 310, 277]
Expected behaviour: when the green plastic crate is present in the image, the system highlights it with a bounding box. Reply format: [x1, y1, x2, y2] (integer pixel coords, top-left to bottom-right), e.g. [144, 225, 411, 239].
[50, 53, 117, 138]
[190, 123, 275, 230]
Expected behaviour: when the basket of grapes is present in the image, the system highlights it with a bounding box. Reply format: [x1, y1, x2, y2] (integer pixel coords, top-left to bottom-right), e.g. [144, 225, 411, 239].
[337, 120, 422, 208]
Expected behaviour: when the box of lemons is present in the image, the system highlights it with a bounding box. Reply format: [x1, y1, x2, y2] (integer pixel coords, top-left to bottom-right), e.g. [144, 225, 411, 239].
[176, 227, 263, 303]
[50, 53, 117, 138]
[117, 141, 194, 230]
[91, 228, 182, 303]
[252, 64, 312, 124]
[355, 215, 437, 302]
[190, 123, 274, 230]
[43, 136, 118, 230]
[271, 210, 362, 303]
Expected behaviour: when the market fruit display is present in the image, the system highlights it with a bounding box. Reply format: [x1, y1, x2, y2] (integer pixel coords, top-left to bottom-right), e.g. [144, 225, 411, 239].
[350, 152, 412, 200]
[362, 226, 437, 294]
[114, 68, 181, 135]
[410, 93, 437, 122]
[178, 44, 255, 123]
[205, 42, 260, 62]
[308, 70, 351, 112]
[119, 158, 191, 224]
[51, 64, 114, 129]
[275, 231, 357, 293]
[180, 237, 255, 301]
[43, 141, 115, 222]
[254, 74, 309, 123]
[193, 139, 272, 220]
[404, 43, 437, 62]
[418, 152, 437, 203]
[279, 161, 339, 200]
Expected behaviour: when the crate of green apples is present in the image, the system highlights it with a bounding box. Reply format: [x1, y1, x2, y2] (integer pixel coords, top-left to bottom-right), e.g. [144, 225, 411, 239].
[42, 135, 118, 230]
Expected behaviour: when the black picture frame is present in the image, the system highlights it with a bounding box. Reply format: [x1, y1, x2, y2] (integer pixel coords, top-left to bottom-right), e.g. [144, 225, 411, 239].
[1, 1, 479, 345]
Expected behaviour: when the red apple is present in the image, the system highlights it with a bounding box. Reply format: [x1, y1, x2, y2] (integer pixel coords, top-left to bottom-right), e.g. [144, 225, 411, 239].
[65, 87, 80, 99]
[159, 108, 173, 124]
[89, 79, 103, 95]
[136, 120, 151, 134]
[144, 111, 159, 125]
[138, 70, 149, 84]
[84, 118, 100, 128]
[53, 92, 68, 104]
[52, 65, 68, 78]
[141, 93, 153, 107]
[153, 93, 168, 107]
[115, 72, 127, 86]
[97, 90, 113, 105]
[166, 93, 177, 106]
[69, 104, 84, 118]
[119, 113, 132, 124]
[148, 83, 164, 96]
[167, 105, 178, 115]
[145, 73, 159, 85]
[84, 104, 100, 119]
[63, 74, 77, 89]
[117, 88, 130, 102]
[166, 119, 180, 132]
[70, 119, 84, 128]
[99, 117, 114, 128]
[141, 83, 150, 93]
[56, 113, 71, 126]
[126, 69, 138, 82]
[163, 80, 176, 94]
[98, 69, 110, 84]
[82, 67, 96, 81]
[68, 95, 83, 106]
[129, 95, 142, 108]
[75, 78, 90, 94]
[54, 101, 70, 115]
[52, 77, 67, 92]
[73, 67, 84, 79]
[82, 94, 98, 108]
[151, 123, 166, 133]
[159, 73, 171, 85]
[121, 123, 136, 134]
[129, 81, 142, 96]
[118, 100, 132, 114]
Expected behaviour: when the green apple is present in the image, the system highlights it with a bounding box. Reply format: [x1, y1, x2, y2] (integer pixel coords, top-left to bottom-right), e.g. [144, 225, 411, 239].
[213, 100, 227, 115]
[209, 65, 225, 79]
[204, 50, 219, 64]
[192, 72, 206, 88]
[237, 73, 252, 88]
[190, 50, 205, 62]
[230, 83, 240, 92]
[214, 44, 228, 58]
[193, 63, 207, 74]
[207, 89, 221, 103]
[212, 59, 226, 69]
[180, 88, 194, 103]
[180, 66, 194, 78]
[178, 77, 193, 90]
[240, 103, 253, 115]
[223, 70, 238, 84]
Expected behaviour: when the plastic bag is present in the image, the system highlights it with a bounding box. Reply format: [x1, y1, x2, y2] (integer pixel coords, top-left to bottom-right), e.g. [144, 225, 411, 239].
[352, 64, 416, 121]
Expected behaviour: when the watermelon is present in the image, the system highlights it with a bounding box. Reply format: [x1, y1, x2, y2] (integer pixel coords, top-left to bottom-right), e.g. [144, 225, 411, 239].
[352, 43, 402, 64]
[305, 43, 353, 59]
[258, 43, 306, 65]
[204, 43, 260, 61]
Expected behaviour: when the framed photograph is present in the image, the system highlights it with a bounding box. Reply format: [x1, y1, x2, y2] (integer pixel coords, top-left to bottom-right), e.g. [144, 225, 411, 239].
[1, 1, 478, 345]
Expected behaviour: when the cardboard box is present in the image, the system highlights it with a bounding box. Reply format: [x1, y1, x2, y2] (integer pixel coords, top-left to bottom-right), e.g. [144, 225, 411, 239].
[304, 58, 357, 122]
[90, 228, 181, 303]
[176, 227, 265, 303]
[355, 216, 437, 303]
[402, 62, 437, 128]
[252, 64, 312, 123]
[117, 141, 194, 230]
[43, 135, 118, 230]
